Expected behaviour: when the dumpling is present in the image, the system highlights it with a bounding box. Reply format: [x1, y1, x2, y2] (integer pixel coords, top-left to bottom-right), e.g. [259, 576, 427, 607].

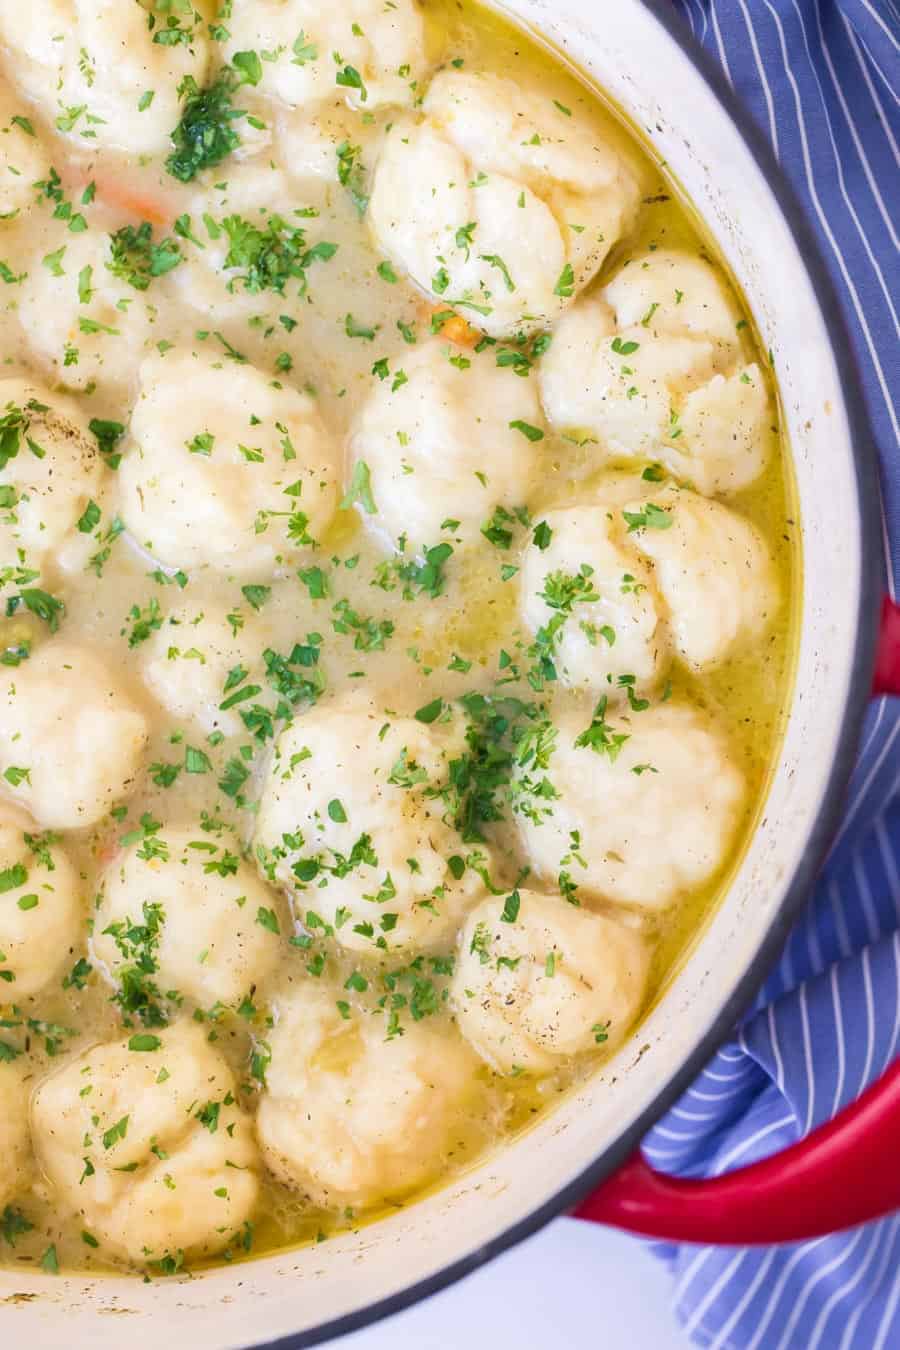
[516, 703, 746, 911]
[603, 251, 741, 346]
[540, 296, 706, 459]
[0, 642, 148, 829]
[173, 158, 338, 321]
[0, 804, 82, 996]
[223, 0, 427, 112]
[0, 379, 105, 584]
[257, 982, 478, 1208]
[93, 827, 284, 1012]
[452, 890, 649, 1072]
[519, 483, 777, 687]
[119, 350, 339, 578]
[31, 1022, 258, 1265]
[17, 228, 156, 399]
[625, 485, 780, 670]
[0, 1064, 29, 1210]
[347, 339, 544, 545]
[276, 106, 361, 184]
[540, 251, 772, 493]
[0, 1, 210, 157]
[0, 89, 46, 218]
[520, 504, 667, 697]
[141, 602, 263, 738]
[369, 71, 639, 338]
[254, 700, 486, 953]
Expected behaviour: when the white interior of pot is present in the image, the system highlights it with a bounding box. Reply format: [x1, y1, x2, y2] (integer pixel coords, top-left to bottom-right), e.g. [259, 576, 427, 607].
[1, 2, 865, 1346]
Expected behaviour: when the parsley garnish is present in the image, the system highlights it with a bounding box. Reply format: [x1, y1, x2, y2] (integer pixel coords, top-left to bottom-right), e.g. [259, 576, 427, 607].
[123, 597, 162, 647]
[574, 696, 630, 761]
[335, 63, 367, 102]
[0, 1206, 33, 1247]
[622, 502, 673, 532]
[554, 263, 575, 297]
[88, 418, 126, 468]
[220, 214, 337, 295]
[341, 461, 377, 514]
[8, 588, 65, 633]
[509, 419, 544, 442]
[102, 896, 167, 1028]
[336, 141, 368, 216]
[165, 66, 250, 182]
[107, 223, 182, 291]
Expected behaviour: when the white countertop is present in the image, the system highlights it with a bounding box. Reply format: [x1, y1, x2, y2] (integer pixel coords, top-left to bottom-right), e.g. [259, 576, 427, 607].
[331, 1218, 692, 1350]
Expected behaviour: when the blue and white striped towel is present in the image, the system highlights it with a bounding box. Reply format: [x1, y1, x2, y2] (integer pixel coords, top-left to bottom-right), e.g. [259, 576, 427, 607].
[642, 2, 900, 1347]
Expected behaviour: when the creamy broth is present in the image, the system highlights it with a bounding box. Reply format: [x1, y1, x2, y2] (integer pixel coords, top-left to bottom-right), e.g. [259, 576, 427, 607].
[0, 0, 797, 1277]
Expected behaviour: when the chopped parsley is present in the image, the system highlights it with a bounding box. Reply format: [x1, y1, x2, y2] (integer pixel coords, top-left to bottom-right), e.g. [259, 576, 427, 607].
[102, 900, 168, 1028]
[336, 141, 368, 216]
[220, 214, 337, 295]
[165, 65, 254, 182]
[574, 697, 630, 761]
[88, 418, 126, 468]
[7, 588, 65, 633]
[508, 419, 544, 442]
[374, 542, 453, 600]
[622, 502, 673, 532]
[335, 63, 367, 102]
[341, 460, 377, 514]
[123, 597, 162, 647]
[0, 1206, 33, 1247]
[107, 223, 182, 291]
[553, 263, 575, 298]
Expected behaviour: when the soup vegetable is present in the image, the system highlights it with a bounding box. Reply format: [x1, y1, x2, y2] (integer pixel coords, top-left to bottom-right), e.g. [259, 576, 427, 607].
[0, 0, 795, 1278]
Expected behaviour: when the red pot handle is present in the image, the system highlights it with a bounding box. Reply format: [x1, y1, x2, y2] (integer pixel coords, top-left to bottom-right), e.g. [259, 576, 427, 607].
[575, 595, 900, 1243]
[874, 594, 900, 696]
[574, 1057, 900, 1242]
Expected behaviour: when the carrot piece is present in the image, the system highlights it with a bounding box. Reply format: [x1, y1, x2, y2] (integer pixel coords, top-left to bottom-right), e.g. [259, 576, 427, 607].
[92, 175, 172, 227]
[421, 303, 482, 348]
[441, 312, 481, 348]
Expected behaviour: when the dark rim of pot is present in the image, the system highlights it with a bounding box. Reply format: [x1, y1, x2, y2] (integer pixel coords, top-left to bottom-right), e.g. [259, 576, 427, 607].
[256, 2, 884, 1345]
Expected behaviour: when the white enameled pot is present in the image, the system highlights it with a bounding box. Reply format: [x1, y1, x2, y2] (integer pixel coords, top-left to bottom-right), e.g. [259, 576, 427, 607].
[3, 2, 897, 1346]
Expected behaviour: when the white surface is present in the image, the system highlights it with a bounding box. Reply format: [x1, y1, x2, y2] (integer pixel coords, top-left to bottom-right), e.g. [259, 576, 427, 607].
[332, 1219, 691, 1350]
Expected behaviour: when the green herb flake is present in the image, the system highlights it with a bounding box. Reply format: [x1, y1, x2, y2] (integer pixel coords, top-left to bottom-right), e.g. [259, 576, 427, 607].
[500, 890, 521, 924]
[108, 222, 182, 291]
[166, 69, 246, 183]
[241, 584, 271, 611]
[128, 1034, 161, 1052]
[340, 460, 377, 515]
[76, 499, 101, 533]
[232, 50, 263, 86]
[553, 263, 575, 298]
[508, 419, 544, 442]
[185, 745, 213, 775]
[622, 502, 673, 532]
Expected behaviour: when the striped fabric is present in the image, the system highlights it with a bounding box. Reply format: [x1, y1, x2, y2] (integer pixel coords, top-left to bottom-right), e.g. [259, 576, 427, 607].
[642, 1, 900, 1347]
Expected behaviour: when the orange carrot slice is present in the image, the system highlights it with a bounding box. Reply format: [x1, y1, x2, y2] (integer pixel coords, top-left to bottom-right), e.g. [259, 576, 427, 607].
[422, 303, 482, 348]
[92, 174, 172, 227]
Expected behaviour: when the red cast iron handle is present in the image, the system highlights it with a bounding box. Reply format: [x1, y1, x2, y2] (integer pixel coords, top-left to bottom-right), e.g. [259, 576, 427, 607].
[575, 595, 900, 1244]
[575, 1057, 900, 1242]
[874, 594, 900, 697]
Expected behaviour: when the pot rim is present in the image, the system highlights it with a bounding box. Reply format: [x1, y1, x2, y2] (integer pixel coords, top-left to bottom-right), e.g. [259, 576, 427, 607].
[258, 2, 884, 1345]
